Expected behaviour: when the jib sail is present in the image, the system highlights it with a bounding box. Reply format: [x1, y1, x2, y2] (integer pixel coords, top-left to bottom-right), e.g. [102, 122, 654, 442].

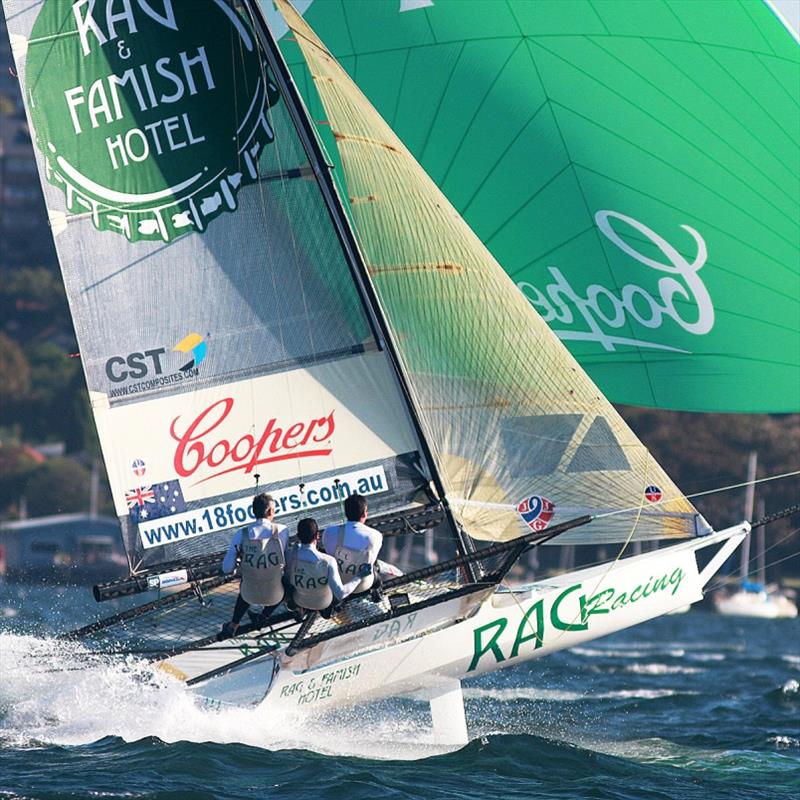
[276, 0, 708, 545]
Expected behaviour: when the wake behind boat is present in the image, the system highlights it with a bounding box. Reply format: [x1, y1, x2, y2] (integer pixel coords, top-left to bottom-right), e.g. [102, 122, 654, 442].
[3, 0, 793, 739]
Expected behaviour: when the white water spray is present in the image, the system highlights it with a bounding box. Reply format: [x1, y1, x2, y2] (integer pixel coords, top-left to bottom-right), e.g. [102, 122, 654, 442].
[0, 633, 457, 759]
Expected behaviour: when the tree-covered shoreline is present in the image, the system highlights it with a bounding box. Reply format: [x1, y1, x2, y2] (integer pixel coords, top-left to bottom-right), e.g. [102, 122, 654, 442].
[1, 255, 797, 579]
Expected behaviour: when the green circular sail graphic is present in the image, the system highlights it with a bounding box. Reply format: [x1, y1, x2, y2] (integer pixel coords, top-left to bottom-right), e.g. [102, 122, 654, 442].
[277, 0, 800, 413]
[27, 0, 278, 242]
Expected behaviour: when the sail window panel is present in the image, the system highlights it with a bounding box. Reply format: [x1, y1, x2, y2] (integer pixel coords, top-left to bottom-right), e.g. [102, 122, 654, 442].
[279, 0, 702, 544]
[565, 416, 631, 473]
[501, 414, 583, 476]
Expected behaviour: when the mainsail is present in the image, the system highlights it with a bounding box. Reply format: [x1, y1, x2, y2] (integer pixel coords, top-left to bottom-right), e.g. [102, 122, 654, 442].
[3, 0, 435, 572]
[276, 0, 707, 544]
[277, 0, 800, 414]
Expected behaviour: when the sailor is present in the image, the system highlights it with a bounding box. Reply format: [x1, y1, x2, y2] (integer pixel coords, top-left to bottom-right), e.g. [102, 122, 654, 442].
[286, 518, 361, 617]
[220, 493, 288, 637]
[321, 493, 401, 595]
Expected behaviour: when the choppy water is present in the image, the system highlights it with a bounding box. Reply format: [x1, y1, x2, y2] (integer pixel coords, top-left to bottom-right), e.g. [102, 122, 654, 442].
[1, 583, 798, 799]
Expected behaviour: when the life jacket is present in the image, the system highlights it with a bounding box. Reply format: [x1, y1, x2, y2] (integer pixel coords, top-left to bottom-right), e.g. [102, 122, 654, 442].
[289, 549, 333, 611]
[333, 524, 374, 594]
[239, 525, 285, 606]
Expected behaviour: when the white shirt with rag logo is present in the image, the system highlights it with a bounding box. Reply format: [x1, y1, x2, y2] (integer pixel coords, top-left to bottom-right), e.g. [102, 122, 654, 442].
[321, 520, 382, 566]
[222, 519, 289, 573]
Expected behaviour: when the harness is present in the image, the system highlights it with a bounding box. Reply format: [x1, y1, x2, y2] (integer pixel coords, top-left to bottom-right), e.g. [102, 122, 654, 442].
[289, 549, 333, 611]
[239, 523, 285, 606]
[333, 524, 374, 594]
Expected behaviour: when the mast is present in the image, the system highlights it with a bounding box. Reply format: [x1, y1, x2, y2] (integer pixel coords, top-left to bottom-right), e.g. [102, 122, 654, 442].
[739, 451, 757, 580]
[755, 498, 766, 586]
[244, 0, 476, 569]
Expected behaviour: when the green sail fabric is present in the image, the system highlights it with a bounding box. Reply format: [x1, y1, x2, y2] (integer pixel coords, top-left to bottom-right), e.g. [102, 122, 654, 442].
[276, 0, 706, 544]
[277, 0, 800, 413]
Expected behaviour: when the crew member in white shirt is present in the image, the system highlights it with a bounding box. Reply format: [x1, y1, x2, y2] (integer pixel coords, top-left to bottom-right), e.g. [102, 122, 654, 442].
[286, 518, 361, 617]
[220, 493, 288, 637]
[321, 493, 402, 595]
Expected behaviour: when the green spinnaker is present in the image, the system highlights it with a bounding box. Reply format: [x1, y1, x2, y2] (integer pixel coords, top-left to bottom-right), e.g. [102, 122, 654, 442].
[275, 0, 800, 413]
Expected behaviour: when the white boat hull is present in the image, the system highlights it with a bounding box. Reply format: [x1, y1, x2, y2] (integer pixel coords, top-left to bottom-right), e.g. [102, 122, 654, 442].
[169, 524, 747, 720]
[715, 589, 798, 619]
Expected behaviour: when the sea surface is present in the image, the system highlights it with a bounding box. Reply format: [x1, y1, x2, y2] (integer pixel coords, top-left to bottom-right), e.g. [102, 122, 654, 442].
[1, 582, 798, 800]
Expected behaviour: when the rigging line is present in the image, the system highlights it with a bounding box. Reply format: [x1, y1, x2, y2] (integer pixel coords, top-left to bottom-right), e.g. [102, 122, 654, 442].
[705, 526, 800, 593]
[705, 548, 800, 596]
[544, 451, 655, 646]
[753, 526, 800, 563]
[703, 550, 800, 594]
[595, 470, 800, 520]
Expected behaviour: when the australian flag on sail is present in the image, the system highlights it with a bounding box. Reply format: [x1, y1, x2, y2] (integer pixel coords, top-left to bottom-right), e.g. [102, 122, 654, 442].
[125, 480, 186, 524]
[517, 495, 555, 532]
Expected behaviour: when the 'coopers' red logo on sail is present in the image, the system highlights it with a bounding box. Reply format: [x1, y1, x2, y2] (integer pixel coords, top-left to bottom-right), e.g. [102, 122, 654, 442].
[170, 399, 335, 484]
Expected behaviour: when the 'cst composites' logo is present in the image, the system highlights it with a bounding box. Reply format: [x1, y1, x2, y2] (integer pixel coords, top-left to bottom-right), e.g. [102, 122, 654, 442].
[26, 0, 279, 242]
[106, 332, 208, 394]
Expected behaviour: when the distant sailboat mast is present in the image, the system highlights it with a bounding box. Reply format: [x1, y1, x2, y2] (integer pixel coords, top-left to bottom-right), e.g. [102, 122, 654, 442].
[739, 451, 758, 580]
[243, 0, 473, 563]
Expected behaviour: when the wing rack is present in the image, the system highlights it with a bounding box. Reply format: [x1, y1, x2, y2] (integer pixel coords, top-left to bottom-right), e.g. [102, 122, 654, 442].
[284, 514, 591, 656]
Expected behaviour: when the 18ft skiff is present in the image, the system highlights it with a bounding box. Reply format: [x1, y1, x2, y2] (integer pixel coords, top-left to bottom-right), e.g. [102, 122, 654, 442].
[5, 0, 787, 740]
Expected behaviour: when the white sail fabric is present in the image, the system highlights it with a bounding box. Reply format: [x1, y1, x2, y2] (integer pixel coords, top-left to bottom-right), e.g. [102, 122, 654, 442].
[276, 0, 707, 544]
[3, 0, 427, 569]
